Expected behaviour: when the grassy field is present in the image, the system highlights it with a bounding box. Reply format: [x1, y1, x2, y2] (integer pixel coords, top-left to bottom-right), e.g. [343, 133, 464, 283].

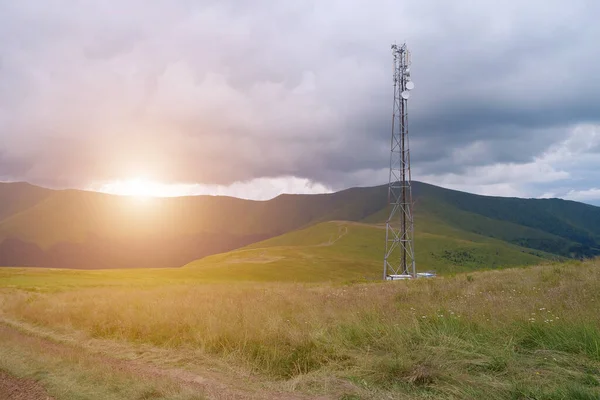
[1, 257, 599, 399]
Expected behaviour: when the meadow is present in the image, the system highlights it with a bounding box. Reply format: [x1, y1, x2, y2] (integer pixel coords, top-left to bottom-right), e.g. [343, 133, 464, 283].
[1, 258, 599, 399]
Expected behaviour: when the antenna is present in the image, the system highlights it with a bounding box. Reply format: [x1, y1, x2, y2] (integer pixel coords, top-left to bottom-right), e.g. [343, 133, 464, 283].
[384, 43, 416, 280]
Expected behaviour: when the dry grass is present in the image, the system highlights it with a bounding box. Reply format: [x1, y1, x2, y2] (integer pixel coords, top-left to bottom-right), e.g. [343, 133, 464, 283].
[1, 260, 600, 399]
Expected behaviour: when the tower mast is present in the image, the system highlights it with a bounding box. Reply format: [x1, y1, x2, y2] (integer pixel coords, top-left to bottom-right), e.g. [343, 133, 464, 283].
[384, 43, 416, 280]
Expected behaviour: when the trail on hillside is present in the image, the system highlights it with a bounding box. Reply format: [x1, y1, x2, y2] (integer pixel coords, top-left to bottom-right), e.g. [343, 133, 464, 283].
[0, 321, 334, 400]
[0, 370, 54, 400]
[319, 224, 348, 247]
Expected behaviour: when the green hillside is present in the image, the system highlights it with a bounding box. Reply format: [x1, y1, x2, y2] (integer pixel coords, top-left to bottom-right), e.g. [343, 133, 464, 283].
[0, 181, 598, 270]
[0, 183, 388, 248]
[184, 220, 557, 281]
[411, 184, 600, 258]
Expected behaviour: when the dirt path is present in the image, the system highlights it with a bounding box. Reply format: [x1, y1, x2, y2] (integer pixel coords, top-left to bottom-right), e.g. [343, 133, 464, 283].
[319, 225, 349, 247]
[0, 370, 54, 400]
[0, 321, 334, 400]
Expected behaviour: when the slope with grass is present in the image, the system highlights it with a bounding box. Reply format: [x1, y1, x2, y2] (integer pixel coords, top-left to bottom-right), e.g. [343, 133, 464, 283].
[410, 183, 600, 258]
[0, 181, 598, 270]
[183, 219, 556, 281]
[0, 183, 390, 269]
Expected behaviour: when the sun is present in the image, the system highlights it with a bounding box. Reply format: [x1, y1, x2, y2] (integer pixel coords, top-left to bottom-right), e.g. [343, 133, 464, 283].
[117, 178, 158, 198]
[94, 178, 176, 199]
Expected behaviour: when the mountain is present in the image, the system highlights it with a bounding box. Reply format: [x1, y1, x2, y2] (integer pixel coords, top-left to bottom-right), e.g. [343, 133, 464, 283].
[0, 181, 598, 270]
[410, 183, 600, 259]
[0, 182, 53, 221]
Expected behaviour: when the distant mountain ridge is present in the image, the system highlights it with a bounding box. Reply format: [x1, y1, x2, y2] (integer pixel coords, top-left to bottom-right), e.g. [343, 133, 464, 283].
[410, 184, 600, 259]
[0, 181, 598, 269]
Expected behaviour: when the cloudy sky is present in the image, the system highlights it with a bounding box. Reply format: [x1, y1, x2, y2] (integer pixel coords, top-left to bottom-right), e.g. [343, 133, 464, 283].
[1, 1, 599, 203]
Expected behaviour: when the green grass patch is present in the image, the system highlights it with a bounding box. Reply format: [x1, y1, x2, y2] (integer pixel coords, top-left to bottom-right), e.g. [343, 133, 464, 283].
[519, 322, 600, 361]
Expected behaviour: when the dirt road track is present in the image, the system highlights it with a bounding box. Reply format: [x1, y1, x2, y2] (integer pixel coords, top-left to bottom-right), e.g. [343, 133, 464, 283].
[0, 370, 54, 400]
[0, 322, 334, 400]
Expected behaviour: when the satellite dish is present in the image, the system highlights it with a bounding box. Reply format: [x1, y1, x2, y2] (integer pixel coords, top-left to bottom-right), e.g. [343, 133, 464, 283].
[401, 91, 410, 99]
[406, 81, 415, 90]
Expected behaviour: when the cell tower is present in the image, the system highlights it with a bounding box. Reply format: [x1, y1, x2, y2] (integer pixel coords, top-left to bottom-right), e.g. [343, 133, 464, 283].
[384, 43, 416, 280]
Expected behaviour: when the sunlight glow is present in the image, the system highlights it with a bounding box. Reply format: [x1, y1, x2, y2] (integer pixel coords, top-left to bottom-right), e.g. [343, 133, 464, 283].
[91, 178, 181, 199]
[87, 177, 332, 200]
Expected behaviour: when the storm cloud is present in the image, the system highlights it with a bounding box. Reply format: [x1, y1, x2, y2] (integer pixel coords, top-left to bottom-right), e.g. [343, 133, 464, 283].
[1, 0, 600, 202]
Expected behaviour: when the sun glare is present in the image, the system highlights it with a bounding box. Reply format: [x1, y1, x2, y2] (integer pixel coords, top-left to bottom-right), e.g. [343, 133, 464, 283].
[95, 178, 176, 199]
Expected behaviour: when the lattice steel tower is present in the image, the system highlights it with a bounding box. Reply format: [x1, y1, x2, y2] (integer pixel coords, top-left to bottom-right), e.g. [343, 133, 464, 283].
[384, 43, 416, 280]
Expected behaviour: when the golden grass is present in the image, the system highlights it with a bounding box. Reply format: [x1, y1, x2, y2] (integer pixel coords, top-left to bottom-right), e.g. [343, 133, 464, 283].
[1, 260, 600, 399]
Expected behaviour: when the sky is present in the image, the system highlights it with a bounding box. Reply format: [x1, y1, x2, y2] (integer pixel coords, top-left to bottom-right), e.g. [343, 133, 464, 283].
[1, 1, 599, 204]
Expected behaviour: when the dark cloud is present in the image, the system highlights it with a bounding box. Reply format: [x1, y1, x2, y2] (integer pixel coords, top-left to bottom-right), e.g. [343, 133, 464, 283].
[0, 0, 600, 202]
